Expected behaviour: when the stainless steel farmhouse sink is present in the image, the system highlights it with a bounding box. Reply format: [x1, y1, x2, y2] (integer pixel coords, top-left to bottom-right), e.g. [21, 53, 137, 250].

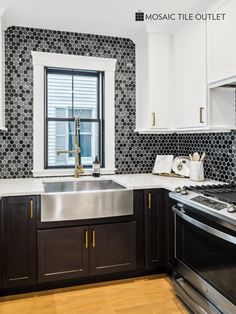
[43, 180, 126, 193]
[41, 180, 133, 222]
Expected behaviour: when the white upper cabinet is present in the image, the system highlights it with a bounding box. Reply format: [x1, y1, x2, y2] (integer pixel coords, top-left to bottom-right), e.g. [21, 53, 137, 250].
[207, 0, 236, 87]
[174, 21, 207, 129]
[147, 33, 173, 130]
[0, 14, 5, 130]
[135, 21, 235, 134]
[135, 31, 173, 133]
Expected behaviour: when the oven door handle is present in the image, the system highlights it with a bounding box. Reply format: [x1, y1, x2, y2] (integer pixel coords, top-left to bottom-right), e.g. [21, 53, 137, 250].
[172, 206, 236, 245]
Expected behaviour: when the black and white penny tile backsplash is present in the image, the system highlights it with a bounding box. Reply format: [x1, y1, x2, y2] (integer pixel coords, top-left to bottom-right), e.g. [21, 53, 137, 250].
[0, 26, 236, 183]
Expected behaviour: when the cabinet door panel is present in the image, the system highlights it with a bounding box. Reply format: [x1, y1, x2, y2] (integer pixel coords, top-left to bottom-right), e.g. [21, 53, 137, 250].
[134, 190, 145, 269]
[90, 222, 136, 276]
[2, 196, 37, 288]
[148, 32, 172, 129]
[174, 21, 207, 128]
[144, 190, 164, 268]
[207, 0, 236, 83]
[163, 190, 176, 272]
[38, 227, 89, 282]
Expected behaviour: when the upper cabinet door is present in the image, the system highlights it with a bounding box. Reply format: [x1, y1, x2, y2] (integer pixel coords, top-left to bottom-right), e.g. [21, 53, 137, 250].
[207, 0, 236, 86]
[135, 31, 173, 133]
[174, 21, 207, 129]
[147, 33, 173, 130]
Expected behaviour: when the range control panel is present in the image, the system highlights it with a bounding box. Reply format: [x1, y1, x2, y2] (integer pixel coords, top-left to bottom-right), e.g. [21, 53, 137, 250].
[191, 195, 227, 211]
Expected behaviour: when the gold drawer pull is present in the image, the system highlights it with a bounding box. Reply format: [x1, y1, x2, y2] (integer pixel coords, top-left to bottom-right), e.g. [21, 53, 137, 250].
[148, 193, 151, 209]
[92, 230, 96, 248]
[200, 107, 204, 124]
[84, 230, 88, 249]
[30, 199, 33, 219]
[152, 112, 156, 127]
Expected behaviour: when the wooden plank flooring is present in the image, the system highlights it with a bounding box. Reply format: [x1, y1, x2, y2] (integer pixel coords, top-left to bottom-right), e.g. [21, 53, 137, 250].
[0, 274, 189, 314]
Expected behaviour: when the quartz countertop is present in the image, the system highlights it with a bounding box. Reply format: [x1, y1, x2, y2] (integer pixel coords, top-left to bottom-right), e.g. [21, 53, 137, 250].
[0, 174, 220, 197]
[112, 174, 219, 191]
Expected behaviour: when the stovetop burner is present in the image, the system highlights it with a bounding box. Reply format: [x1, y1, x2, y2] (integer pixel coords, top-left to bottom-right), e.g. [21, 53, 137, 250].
[184, 184, 236, 204]
[172, 183, 236, 219]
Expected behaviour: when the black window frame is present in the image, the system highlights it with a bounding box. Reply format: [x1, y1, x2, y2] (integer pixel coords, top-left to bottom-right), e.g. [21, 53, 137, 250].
[44, 67, 104, 169]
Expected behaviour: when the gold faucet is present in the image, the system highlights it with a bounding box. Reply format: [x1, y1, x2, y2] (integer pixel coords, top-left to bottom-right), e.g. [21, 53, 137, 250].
[57, 117, 84, 178]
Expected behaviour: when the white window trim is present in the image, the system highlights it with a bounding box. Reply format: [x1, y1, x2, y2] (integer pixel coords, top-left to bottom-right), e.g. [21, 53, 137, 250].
[32, 51, 117, 177]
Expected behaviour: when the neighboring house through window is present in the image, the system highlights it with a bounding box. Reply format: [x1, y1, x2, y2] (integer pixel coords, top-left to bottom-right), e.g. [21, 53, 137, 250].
[32, 52, 116, 177]
[46, 69, 103, 168]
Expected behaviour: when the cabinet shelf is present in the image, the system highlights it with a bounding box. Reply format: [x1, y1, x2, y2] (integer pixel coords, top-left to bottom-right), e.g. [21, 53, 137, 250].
[134, 128, 175, 134]
[135, 127, 233, 135]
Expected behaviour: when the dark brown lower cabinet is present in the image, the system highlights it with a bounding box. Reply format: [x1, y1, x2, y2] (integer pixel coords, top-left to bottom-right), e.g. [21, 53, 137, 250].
[90, 222, 136, 276]
[0, 201, 2, 289]
[37, 227, 89, 282]
[37, 221, 136, 282]
[2, 196, 37, 288]
[163, 190, 176, 272]
[144, 189, 164, 269]
[0, 189, 173, 293]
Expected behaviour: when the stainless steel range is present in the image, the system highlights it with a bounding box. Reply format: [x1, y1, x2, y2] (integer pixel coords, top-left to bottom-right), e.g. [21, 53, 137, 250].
[170, 184, 236, 314]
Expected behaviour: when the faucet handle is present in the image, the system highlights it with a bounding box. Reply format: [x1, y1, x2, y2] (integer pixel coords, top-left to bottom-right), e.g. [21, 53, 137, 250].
[74, 165, 84, 178]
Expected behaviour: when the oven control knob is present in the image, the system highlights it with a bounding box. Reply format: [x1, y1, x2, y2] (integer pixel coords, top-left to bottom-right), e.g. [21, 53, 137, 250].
[180, 189, 188, 195]
[175, 187, 181, 193]
[227, 205, 236, 213]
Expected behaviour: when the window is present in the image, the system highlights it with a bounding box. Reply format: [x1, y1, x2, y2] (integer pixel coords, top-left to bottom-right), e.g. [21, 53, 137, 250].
[32, 52, 116, 177]
[45, 68, 104, 168]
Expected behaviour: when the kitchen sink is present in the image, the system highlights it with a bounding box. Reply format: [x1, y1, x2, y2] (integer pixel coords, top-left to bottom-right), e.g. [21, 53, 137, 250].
[43, 180, 126, 193]
[41, 179, 133, 222]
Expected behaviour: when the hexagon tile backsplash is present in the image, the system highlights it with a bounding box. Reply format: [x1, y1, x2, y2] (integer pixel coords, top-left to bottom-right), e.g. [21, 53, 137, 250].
[0, 26, 236, 183]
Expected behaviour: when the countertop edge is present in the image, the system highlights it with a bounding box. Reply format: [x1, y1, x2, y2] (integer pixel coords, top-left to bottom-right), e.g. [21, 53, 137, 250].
[0, 174, 221, 198]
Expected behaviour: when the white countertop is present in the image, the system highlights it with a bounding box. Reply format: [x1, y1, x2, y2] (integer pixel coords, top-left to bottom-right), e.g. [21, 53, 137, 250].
[112, 174, 219, 191]
[0, 174, 221, 197]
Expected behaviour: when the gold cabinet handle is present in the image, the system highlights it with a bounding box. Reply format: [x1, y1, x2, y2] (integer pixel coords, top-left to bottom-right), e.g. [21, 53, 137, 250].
[152, 112, 156, 127]
[200, 107, 204, 124]
[84, 230, 88, 249]
[29, 199, 34, 219]
[148, 193, 151, 209]
[92, 230, 96, 248]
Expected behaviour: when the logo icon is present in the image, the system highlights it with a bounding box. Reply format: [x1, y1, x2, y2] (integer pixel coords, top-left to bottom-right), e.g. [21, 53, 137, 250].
[135, 11, 144, 21]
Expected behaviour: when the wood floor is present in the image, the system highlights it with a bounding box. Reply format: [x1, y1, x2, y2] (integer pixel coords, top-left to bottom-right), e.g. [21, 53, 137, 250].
[0, 274, 189, 314]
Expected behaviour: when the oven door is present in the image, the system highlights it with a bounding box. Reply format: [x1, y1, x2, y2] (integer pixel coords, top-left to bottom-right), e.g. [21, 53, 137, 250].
[173, 205, 236, 313]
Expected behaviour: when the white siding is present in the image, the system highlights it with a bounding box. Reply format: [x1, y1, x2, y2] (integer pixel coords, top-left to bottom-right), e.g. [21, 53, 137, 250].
[47, 72, 99, 167]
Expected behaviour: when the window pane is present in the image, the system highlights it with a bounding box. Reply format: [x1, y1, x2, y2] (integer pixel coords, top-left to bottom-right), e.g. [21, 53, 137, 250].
[73, 75, 98, 119]
[81, 122, 92, 133]
[47, 73, 73, 118]
[47, 120, 99, 167]
[47, 73, 99, 119]
[81, 135, 92, 157]
[47, 120, 67, 166]
[74, 109, 92, 119]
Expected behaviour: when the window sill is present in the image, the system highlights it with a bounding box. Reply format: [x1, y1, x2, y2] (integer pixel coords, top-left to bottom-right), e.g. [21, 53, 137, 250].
[33, 168, 116, 177]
